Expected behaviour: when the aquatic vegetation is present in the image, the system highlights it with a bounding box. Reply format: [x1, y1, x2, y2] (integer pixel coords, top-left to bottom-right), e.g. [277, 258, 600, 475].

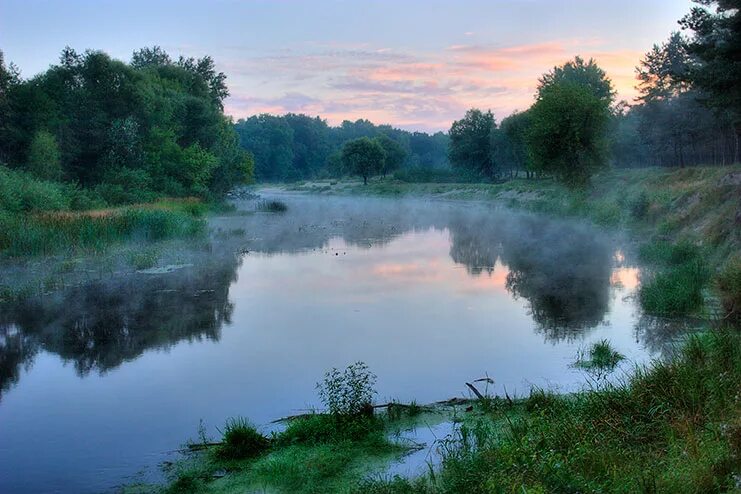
[573, 339, 625, 374]
[216, 417, 270, 460]
[256, 199, 288, 212]
[317, 361, 377, 417]
[359, 329, 741, 493]
[638, 241, 710, 317]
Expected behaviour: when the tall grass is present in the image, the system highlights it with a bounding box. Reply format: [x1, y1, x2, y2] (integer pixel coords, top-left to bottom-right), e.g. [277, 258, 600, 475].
[358, 329, 741, 493]
[0, 207, 205, 257]
[639, 241, 710, 317]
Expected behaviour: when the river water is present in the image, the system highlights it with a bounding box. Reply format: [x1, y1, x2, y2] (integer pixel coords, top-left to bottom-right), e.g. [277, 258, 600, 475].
[0, 193, 670, 493]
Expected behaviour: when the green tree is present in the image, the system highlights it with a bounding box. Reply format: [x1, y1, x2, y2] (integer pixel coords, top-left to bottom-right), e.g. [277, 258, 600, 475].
[27, 130, 62, 181]
[449, 108, 496, 178]
[538, 56, 615, 104]
[679, 0, 741, 161]
[374, 133, 407, 176]
[341, 137, 385, 185]
[527, 80, 611, 187]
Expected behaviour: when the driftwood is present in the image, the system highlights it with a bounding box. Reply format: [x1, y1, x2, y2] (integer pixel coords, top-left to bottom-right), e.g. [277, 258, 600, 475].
[184, 441, 223, 452]
[465, 382, 485, 400]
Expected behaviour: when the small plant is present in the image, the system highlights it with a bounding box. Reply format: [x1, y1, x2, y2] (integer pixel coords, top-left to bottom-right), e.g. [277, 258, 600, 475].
[574, 339, 624, 375]
[317, 361, 377, 416]
[256, 199, 288, 213]
[217, 417, 270, 460]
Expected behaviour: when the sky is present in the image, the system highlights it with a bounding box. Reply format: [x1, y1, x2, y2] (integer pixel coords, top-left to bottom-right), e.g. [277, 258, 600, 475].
[1, 0, 695, 132]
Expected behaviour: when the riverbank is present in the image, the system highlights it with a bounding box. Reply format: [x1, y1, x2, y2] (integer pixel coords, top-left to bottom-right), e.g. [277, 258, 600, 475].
[144, 166, 741, 494]
[288, 166, 741, 320]
[144, 329, 740, 494]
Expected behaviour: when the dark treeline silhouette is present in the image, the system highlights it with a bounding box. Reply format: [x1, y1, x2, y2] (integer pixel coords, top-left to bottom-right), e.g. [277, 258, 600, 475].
[234, 114, 449, 182]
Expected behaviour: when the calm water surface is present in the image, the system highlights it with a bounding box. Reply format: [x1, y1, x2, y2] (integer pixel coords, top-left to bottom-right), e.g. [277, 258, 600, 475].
[0, 193, 668, 493]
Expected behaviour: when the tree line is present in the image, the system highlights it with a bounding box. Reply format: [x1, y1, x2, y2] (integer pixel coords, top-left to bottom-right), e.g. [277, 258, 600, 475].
[448, 0, 741, 186]
[234, 114, 449, 182]
[0, 46, 253, 204]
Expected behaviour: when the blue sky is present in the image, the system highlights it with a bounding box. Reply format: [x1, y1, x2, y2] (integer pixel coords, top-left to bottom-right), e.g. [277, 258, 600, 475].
[1, 0, 694, 131]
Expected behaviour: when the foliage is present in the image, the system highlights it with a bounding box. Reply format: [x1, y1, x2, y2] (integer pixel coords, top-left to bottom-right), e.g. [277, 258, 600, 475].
[527, 79, 611, 187]
[448, 109, 496, 179]
[375, 133, 407, 177]
[217, 417, 270, 460]
[317, 361, 377, 416]
[1, 46, 251, 200]
[26, 130, 62, 181]
[538, 55, 615, 104]
[341, 138, 385, 185]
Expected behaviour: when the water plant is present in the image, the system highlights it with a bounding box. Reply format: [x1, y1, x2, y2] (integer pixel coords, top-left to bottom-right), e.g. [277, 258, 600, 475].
[256, 199, 288, 213]
[216, 417, 270, 460]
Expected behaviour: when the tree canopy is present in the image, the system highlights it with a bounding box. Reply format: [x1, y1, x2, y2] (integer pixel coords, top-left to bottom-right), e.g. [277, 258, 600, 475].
[341, 137, 385, 185]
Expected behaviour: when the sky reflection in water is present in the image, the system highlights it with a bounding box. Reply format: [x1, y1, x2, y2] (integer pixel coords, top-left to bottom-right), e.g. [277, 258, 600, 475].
[0, 194, 665, 493]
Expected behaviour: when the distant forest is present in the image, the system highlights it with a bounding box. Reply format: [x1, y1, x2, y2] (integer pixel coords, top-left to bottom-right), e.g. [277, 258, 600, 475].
[0, 0, 738, 192]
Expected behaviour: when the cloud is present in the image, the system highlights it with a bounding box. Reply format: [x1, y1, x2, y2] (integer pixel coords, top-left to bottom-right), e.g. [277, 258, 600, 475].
[222, 39, 644, 131]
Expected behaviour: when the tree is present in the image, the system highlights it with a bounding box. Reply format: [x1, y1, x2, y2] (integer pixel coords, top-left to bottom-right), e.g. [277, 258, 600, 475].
[636, 32, 692, 102]
[449, 109, 496, 178]
[679, 0, 741, 161]
[538, 56, 615, 104]
[341, 137, 385, 185]
[374, 133, 407, 176]
[27, 130, 62, 181]
[234, 115, 294, 181]
[527, 80, 611, 186]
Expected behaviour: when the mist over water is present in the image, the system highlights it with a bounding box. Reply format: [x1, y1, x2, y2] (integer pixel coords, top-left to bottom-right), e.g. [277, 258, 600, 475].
[0, 193, 668, 493]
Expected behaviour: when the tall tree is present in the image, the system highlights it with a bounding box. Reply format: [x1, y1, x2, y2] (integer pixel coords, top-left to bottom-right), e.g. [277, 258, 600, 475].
[679, 0, 741, 161]
[538, 56, 615, 104]
[341, 137, 385, 185]
[449, 109, 496, 178]
[374, 133, 407, 177]
[527, 79, 611, 186]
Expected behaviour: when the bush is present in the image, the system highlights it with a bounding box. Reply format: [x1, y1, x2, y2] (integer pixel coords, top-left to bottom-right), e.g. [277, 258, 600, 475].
[317, 361, 377, 417]
[217, 417, 270, 460]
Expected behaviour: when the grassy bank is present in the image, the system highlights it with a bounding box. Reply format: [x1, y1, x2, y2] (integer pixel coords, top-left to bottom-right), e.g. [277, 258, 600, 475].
[0, 166, 208, 257]
[148, 330, 740, 494]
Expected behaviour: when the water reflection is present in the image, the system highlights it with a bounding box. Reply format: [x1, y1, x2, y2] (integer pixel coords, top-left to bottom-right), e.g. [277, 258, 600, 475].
[0, 194, 665, 494]
[0, 257, 239, 400]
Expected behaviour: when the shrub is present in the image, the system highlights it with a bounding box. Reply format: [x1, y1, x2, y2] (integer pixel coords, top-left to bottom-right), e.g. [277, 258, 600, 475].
[317, 361, 377, 417]
[217, 417, 270, 460]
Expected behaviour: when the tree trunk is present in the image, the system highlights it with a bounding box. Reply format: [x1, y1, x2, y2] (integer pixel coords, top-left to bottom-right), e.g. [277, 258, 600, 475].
[363, 175, 367, 185]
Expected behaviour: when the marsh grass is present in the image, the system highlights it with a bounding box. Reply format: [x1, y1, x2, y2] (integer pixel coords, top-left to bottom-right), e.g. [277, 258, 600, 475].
[638, 241, 710, 316]
[0, 204, 206, 257]
[256, 199, 288, 213]
[358, 329, 741, 494]
[216, 417, 270, 460]
[573, 339, 625, 376]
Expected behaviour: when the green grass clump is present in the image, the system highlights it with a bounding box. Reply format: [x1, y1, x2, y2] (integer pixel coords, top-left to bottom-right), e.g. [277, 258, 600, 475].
[638, 241, 710, 317]
[216, 417, 270, 460]
[573, 339, 625, 373]
[127, 248, 160, 270]
[256, 199, 288, 212]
